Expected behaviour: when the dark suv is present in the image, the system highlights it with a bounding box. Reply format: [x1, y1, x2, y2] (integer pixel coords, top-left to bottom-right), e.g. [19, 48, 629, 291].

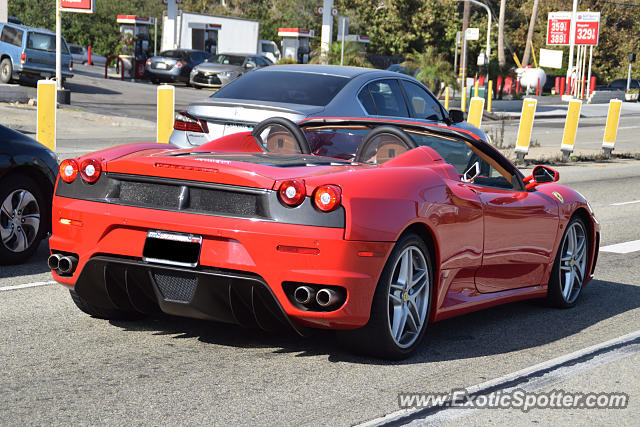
[0, 22, 73, 84]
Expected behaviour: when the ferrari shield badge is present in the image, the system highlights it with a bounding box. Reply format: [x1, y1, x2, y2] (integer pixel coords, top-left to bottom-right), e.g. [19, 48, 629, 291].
[552, 191, 564, 203]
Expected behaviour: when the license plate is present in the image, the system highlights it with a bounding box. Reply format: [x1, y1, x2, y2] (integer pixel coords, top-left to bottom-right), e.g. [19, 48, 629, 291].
[224, 124, 253, 135]
[155, 63, 168, 69]
[142, 230, 202, 267]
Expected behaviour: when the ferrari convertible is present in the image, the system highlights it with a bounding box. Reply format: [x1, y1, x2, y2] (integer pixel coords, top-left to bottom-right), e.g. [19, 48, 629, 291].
[49, 117, 599, 359]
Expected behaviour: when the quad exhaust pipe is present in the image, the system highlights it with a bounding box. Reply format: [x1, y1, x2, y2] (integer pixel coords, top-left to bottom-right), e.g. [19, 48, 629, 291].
[315, 288, 340, 308]
[48, 254, 78, 275]
[294, 286, 316, 305]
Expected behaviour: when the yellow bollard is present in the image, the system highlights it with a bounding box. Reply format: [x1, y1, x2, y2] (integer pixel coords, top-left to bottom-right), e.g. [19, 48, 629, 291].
[474, 81, 479, 98]
[602, 99, 622, 155]
[515, 98, 537, 159]
[461, 86, 467, 113]
[157, 84, 175, 143]
[444, 87, 450, 110]
[467, 97, 485, 128]
[36, 80, 56, 152]
[561, 99, 582, 154]
[487, 80, 493, 112]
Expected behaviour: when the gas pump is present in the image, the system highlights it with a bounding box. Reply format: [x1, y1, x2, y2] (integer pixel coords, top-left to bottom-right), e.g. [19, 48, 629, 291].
[278, 28, 314, 64]
[116, 15, 154, 79]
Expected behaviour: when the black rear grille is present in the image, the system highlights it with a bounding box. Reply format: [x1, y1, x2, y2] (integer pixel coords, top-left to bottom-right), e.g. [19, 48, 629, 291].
[153, 272, 197, 302]
[120, 181, 180, 209]
[114, 178, 266, 219]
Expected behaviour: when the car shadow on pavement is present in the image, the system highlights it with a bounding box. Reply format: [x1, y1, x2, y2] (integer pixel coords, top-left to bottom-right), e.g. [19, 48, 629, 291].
[0, 239, 51, 278]
[64, 82, 121, 95]
[107, 277, 640, 364]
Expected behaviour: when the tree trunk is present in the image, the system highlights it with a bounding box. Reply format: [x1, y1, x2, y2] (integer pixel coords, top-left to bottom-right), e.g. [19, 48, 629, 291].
[460, 1, 471, 95]
[498, 0, 506, 67]
[522, 0, 540, 67]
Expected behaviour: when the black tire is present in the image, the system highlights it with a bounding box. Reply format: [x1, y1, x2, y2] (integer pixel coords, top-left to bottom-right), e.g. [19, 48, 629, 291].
[547, 216, 590, 308]
[69, 289, 145, 320]
[0, 57, 13, 84]
[0, 174, 48, 265]
[339, 233, 433, 359]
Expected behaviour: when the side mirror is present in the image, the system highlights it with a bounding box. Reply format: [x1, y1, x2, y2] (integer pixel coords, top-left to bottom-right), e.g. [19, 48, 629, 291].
[524, 165, 560, 190]
[461, 161, 480, 183]
[449, 109, 464, 124]
[245, 62, 256, 69]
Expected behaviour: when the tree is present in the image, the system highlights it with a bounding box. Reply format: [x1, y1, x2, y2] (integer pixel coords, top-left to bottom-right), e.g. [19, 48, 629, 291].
[402, 47, 457, 96]
[521, 0, 540, 67]
[310, 41, 372, 67]
[498, 0, 506, 67]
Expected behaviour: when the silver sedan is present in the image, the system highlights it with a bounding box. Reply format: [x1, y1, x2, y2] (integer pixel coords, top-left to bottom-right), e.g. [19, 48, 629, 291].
[171, 64, 484, 148]
[189, 53, 273, 89]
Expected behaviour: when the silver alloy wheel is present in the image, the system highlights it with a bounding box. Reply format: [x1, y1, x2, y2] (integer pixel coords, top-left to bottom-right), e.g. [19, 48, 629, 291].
[559, 221, 588, 304]
[387, 245, 430, 348]
[0, 189, 41, 253]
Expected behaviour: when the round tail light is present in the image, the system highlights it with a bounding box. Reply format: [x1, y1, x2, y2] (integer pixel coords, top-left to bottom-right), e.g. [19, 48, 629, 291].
[313, 185, 341, 212]
[278, 180, 306, 207]
[59, 159, 79, 183]
[79, 158, 102, 183]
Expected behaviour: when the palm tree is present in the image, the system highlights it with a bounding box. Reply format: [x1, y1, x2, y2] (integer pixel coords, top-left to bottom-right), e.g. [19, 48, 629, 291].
[498, 0, 506, 67]
[522, 0, 540, 67]
[310, 41, 373, 68]
[401, 48, 457, 97]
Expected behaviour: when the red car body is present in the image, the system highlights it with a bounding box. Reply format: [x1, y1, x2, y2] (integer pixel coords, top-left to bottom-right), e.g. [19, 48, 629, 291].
[49, 117, 599, 358]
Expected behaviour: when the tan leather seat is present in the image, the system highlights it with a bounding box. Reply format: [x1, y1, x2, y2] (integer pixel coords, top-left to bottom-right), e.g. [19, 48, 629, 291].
[373, 135, 411, 163]
[264, 129, 301, 153]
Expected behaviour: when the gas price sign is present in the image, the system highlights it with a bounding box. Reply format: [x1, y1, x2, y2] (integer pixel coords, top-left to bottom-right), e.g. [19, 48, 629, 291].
[547, 11, 600, 46]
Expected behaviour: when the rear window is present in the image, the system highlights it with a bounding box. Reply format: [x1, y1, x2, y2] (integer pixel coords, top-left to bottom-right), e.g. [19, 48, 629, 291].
[159, 50, 183, 58]
[27, 32, 69, 54]
[1, 26, 23, 47]
[212, 71, 350, 106]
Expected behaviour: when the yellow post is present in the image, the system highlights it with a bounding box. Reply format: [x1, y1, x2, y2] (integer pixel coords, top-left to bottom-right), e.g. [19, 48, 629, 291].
[515, 98, 537, 157]
[157, 85, 175, 143]
[461, 86, 467, 113]
[444, 87, 450, 110]
[561, 99, 582, 153]
[467, 97, 485, 128]
[36, 80, 56, 151]
[487, 80, 493, 112]
[474, 81, 479, 98]
[603, 99, 622, 152]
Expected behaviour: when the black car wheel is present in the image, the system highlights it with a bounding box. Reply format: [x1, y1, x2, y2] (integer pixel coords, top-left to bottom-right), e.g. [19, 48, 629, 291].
[0, 175, 47, 264]
[0, 58, 13, 84]
[339, 233, 433, 359]
[547, 216, 590, 308]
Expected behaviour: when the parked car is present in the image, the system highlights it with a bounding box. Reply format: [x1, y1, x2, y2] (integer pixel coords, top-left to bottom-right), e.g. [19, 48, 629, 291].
[0, 125, 58, 264]
[68, 44, 107, 66]
[595, 78, 640, 91]
[171, 64, 480, 148]
[145, 49, 213, 84]
[49, 116, 599, 359]
[386, 63, 417, 77]
[0, 22, 73, 84]
[259, 39, 281, 64]
[189, 53, 273, 89]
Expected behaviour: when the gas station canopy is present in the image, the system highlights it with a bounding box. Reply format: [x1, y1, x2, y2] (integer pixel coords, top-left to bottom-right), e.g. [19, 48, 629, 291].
[116, 15, 154, 25]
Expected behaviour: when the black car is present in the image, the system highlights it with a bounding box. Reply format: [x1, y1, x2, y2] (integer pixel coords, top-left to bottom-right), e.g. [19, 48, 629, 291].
[0, 125, 58, 264]
[145, 49, 213, 84]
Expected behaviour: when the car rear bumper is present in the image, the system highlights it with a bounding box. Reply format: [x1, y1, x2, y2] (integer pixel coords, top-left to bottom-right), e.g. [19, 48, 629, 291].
[50, 197, 392, 330]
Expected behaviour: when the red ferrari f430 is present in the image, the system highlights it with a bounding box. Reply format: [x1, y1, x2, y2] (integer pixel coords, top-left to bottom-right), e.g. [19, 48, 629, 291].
[49, 117, 599, 359]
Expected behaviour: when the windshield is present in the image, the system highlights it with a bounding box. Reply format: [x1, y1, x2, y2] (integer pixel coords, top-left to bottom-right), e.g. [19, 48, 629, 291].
[27, 32, 69, 54]
[212, 70, 350, 106]
[207, 54, 246, 66]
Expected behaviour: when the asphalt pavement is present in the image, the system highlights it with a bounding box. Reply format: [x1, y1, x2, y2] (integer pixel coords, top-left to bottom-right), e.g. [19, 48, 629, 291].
[1, 161, 639, 425]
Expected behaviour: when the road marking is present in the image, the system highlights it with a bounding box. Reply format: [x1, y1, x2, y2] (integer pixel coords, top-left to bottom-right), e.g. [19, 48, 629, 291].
[358, 330, 640, 427]
[0, 280, 57, 292]
[600, 240, 640, 254]
[611, 200, 640, 206]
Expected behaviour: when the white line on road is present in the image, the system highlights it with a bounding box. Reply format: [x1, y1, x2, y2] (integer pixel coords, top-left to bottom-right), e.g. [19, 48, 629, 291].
[0, 280, 57, 292]
[358, 330, 640, 427]
[600, 240, 640, 254]
[611, 200, 640, 206]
